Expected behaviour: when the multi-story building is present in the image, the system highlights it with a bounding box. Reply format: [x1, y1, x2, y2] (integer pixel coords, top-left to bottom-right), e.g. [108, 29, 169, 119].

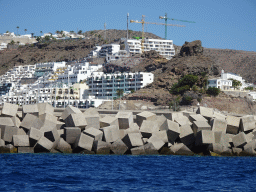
[98, 44, 120, 57]
[125, 38, 175, 59]
[87, 72, 154, 99]
[207, 79, 232, 90]
[106, 50, 130, 63]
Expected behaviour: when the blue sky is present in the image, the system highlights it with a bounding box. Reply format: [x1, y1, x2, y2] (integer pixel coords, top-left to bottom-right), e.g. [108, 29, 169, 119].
[0, 0, 255, 51]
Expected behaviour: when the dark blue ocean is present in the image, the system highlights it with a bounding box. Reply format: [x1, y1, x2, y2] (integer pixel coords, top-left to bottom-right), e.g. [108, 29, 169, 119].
[0, 154, 256, 192]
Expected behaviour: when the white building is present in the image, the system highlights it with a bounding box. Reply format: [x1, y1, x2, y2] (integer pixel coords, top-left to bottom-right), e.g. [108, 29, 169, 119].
[106, 50, 129, 63]
[99, 44, 120, 57]
[89, 46, 102, 57]
[0, 43, 7, 50]
[125, 38, 175, 59]
[208, 78, 232, 90]
[87, 72, 154, 99]
[36, 61, 66, 72]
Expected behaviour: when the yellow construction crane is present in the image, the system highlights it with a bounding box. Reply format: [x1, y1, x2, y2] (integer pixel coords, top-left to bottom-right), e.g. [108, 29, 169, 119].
[130, 15, 185, 52]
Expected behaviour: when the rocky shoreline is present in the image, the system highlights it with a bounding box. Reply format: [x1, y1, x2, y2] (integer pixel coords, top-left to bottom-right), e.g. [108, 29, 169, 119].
[0, 103, 256, 156]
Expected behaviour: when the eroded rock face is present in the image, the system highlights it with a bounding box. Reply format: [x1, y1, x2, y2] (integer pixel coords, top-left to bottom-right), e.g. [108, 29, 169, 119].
[180, 40, 204, 57]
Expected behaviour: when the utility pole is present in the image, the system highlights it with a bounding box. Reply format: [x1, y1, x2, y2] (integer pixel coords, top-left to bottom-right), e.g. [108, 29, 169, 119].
[127, 13, 129, 39]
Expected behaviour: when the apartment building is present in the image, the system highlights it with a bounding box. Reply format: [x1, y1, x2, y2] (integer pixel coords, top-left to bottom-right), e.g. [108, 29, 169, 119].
[125, 38, 175, 59]
[208, 79, 232, 90]
[87, 72, 154, 99]
[98, 44, 120, 57]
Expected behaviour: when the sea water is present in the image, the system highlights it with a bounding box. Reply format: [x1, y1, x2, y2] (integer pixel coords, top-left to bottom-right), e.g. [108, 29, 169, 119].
[0, 154, 256, 192]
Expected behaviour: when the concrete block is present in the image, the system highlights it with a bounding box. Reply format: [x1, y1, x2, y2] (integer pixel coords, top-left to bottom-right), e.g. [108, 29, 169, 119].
[83, 127, 103, 141]
[37, 103, 54, 116]
[57, 129, 64, 138]
[0, 139, 5, 146]
[126, 123, 140, 133]
[11, 116, 21, 128]
[136, 111, 156, 127]
[34, 137, 54, 152]
[170, 112, 184, 121]
[226, 115, 241, 134]
[122, 133, 144, 149]
[174, 116, 192, 126]
[0, 144, 17, 153]
[100, 125, 120, 143]
[41, 127, 60, 148]
[65, 113, 87, 129]
[211, 118, 227, 133]
[119, 130, 127, 139]
[179, 124, 195, 146]
[61, 105, 82, 120]
[18, 147, 34, 153]
[131, 146, 146, 155]
[245, 132, 254, 143]
[192, 121, 211, 136]
[39, 113, 57, 124]
[170, 143, 194, 156]
[22, 104, 39, 118]
[189, 114, 208, 122]
[0, 117, 15, 139]
[208, 143, 223, 154]
[74, 133, 94, 151]
[28, 127, 44, 147]
[84, 114, 100, 129]
[213, 111, 226, 121]
[3, 126, 18, 143]
[93, 140, 111, 154]
[20, 114, 44, 131]
[143, 138, 148, 143]
[56, 138, 72, 153]
[83, 108, 99, 116]
[17, 128, 26, 135]
[144, 143, 159, 155]
[240, 115, 255, 132]
[100, 116, 119, 128]
[166, 120, 180, 143]
[152, 130, 168, 143]
[140, 120, 159, 138]
[243, 140, 256, 151]
[195, 130, 214, 146]
[64, 127, 81, 144]
[196, 106, 213, 121]
[110, 139, 128, 155]
[13, 135, 30, 147]
[156, 115, 168, 131]
[232, 147, 243, 156]
[2, 103, 18, 117]
[147, 135, 165, 151]
[182, 111, 196, 118]
[56, 121, 65, 130]
[232, 132, 247, 148]
[115, 111, 133, 129]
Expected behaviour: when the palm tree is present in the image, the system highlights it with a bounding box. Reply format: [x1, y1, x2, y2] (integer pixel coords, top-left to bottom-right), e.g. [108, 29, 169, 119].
[24, 29, 27, 34]
[78, 30, 82, 35]
[16, 26, 19, 36]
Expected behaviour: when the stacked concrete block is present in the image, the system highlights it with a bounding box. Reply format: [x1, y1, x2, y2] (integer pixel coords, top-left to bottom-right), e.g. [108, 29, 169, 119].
[232, 132, 247, 148]
[0, 117, 15, 139]
[37, 103, 54, 116]
[136, 111, 156, 127]
[83, 108, 99, 116]
[18, 147, 34, 153]
[179, 124, 195, 146]
[34, 137, 54, 152]
[13, 135, 30, 147]
[166, 120, 180, 143]
[41, 126, 60, 148]
[211, 118, 227, 133]
[110, 139, 128, 155]
[93, 140, 111, 154]
[152, 131, 168, 143]
[11, 116, 21, 128]
[195, 130, 215, 146]
[119, 130, 127, 139]
[65, 113, 87, 129]
[56, 138, 72, 153]
[170, 143, 194, 156]
[140, 120, 159, 138]
[20, 114, 44, 131]
[84, 114, 100, 129]
[3, 126, 19, 143]
[1, 103, 18, 117]
[0, 139, 5, 146]
[213, 111, 226, 121]
[144, 143, 159, 155]
[64, 127, 81, 145]
[240, 115, 255, 132]
[122, 133, 144, 149]
[147, 135, 165, 151]
[56, 121, 65, 130]
[100, 116, 119, 128]
[156, 115, 168, 131]
[182, 111, 196, 118]
[74, 133, 94, 152]
[100, 125, 120, 143]
[0, 144, 17, 153]
[208, 143, 224, 155]
[174, 116, 192, 126]
[115, 111, 133, 129]
[192, 121, 211, 136]
[83, 127, 103, 141]
[226, 115, 241, 134]
[196, 106, 214, 121]
[39, 113, 57, 124]
[189, 114, 208, 123]
[131, 146, 146, 155]
[126, 123, 140, 133]
[28, 127, 44, 147]
[61, 105, 82, 120]
[170, 112, 184, 121]
[22, 104, 39, 118]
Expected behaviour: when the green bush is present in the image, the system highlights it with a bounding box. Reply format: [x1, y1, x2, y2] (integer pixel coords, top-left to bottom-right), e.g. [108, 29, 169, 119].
[179, 74, 198, 87]
[245, 86, 254, 91]
[170, 74, 198, 95]
[206, 87, 220, 96]
[182, 96, 193, 105]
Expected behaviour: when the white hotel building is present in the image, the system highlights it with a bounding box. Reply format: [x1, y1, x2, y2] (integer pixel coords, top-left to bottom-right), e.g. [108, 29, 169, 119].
[87, 72, 154, 99]
[125, 38, 175, 59]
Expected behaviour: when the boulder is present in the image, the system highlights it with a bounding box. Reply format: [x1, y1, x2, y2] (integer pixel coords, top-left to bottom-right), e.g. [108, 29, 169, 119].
[136, 111, 156, 127]
[213, 111, 226, 120]
[115, 111, 133, 129]
[179, 40, 203, 57]
[174, 116, 192, 126]
[83, 108, 99, 116]
[2, 103, 18, 117]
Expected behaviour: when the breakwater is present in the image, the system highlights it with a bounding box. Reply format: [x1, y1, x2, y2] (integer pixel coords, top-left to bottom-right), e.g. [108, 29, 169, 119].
[0, 103, 256, 156]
